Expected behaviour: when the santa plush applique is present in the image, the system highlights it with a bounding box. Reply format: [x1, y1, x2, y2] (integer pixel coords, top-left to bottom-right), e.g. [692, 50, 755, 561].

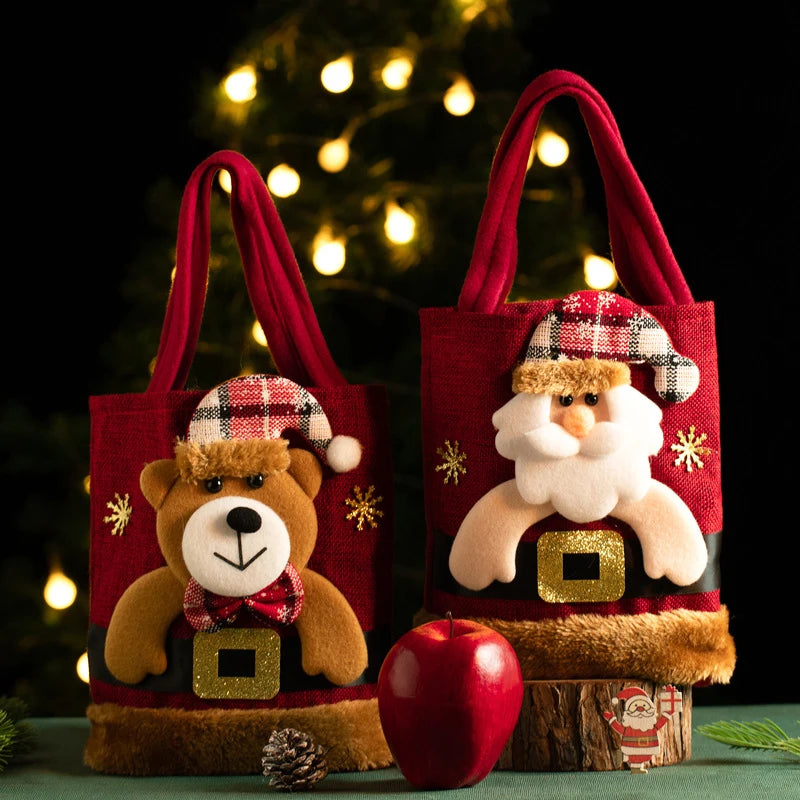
[449, 289, 708, 591]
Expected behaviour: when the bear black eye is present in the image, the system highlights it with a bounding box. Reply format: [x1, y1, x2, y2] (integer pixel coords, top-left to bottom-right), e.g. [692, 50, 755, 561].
[559, 395, 573, 407]
[246, 473, 265, 489]
[205, 476, 223, 493]
[585, 393, 599, 406]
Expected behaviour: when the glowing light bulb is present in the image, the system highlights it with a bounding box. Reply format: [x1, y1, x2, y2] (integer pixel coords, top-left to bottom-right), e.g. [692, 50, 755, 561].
[267, 164, 300, 197]
[312, 226, 346, 275]
[384, 201, 415, 244]
[584, 253, 618, 290]
[44, 568, 77, 610]
[321, 56, 353, 93]
[76, 651, 90, 683]
[537, 131, 569, 167]
[318, 138, 350, 172]
[83, 475, 91, 494]
[443, 77, 475, 116]
[381, 56, 413, 90]
[218, 169, 232, 194]
[251, 320, 267, 347]
[224, 65, 257, 103]
[460, 0, 487, 22]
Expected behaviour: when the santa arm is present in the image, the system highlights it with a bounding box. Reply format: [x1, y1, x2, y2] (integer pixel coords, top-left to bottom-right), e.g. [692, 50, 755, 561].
[449, 480, 553, 590]
[613, 479, 708, 586]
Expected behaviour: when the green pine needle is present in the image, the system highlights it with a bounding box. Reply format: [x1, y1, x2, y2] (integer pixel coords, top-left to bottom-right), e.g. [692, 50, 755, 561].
[0, 710, 16, 772]
[696, 718, 800, 760]
[0, 697, 38, 773]
[0, 696, 29, 725]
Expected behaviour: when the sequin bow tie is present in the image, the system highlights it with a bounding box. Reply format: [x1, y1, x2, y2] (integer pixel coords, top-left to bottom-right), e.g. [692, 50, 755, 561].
[183, 563, 304, 633]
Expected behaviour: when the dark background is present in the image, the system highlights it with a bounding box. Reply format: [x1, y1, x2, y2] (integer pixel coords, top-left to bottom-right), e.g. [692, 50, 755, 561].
[7, 2, 798, 708]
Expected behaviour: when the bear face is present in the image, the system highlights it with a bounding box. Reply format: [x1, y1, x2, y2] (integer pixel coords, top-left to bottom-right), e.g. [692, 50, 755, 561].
[140, 447, 323, 593]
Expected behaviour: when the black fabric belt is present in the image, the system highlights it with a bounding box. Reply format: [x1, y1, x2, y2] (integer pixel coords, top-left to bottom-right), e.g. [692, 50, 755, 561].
[88, 623, 390, 695]
[432, 528, 722, 600]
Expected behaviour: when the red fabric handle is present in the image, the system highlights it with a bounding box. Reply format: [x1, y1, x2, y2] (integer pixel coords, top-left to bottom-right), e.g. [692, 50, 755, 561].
[458, 70, 694, 312]
[148, 150, 347, 392]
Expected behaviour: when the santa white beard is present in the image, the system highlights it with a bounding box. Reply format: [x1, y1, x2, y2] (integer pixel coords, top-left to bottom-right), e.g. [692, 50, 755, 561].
[623, 710, 658, 731]
[493, 385, 664, 524]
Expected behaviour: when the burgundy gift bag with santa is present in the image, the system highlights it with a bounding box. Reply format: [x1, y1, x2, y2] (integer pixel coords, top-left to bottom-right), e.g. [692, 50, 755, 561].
[418, 70, 735, 703]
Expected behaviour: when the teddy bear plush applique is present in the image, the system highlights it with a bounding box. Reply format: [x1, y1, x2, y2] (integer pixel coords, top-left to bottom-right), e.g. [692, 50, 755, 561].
[103, 374, 367, 692]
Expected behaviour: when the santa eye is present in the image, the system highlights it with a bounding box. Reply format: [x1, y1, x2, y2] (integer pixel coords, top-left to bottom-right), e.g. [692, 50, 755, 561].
[204, 476, 223, 493]
[559, 395, 574, 407]
[246, 473, 265, 489]
[585, 393, 599, 406]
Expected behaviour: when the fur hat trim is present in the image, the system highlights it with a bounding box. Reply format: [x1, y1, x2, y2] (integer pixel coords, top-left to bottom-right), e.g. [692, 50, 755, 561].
[174, 438, 290, 483]
[512, 358, 630, 396]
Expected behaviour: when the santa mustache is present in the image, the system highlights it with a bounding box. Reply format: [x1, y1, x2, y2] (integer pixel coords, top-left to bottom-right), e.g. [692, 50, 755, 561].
[519, 419, 627, 460]
[625, 706, 654, 717]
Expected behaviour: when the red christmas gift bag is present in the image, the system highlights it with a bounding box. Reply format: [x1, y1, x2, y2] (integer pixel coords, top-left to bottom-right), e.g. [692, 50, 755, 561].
[85, 151, 394, 775]
[418, 71, 736, 693]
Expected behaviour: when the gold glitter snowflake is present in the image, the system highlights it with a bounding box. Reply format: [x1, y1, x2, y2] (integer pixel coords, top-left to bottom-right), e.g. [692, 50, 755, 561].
[435, 440, 467, 485]
[345, 485, 384, 531]
[671, 426, 711, 472]
[104, 492, 132, 535]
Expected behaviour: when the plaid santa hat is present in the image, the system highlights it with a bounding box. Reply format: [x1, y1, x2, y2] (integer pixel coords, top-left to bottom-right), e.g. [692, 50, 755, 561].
[175, 374, 361, 482]
[512, 290, 699, 402]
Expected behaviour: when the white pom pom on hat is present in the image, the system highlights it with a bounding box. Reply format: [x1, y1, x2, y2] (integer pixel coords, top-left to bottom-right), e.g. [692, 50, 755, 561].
[326, 435, 362, 473]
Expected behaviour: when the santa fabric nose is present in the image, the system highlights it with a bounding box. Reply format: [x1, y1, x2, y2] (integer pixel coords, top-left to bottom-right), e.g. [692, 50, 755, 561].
[562, 404, 595, 438]
[226, 506, 262, 534]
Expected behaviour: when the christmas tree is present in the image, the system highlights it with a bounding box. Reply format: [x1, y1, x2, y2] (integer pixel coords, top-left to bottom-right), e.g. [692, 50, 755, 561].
[4, 0, 616, 715]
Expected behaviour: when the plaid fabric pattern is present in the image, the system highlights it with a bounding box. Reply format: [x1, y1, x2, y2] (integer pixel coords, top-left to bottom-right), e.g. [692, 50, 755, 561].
[187, 374, 334, 461]
[524, 291, 699, 402]
[183, 563, 304, 633]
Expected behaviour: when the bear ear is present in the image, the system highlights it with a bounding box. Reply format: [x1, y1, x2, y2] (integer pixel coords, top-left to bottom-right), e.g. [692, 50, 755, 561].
[287, 448, 323, 500]
[140, 459, 181, 510]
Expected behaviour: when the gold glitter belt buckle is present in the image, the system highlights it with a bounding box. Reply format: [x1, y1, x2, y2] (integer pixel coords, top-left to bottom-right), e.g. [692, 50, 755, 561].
[537, 529, 625, 603]
[193, 627, 280, 699]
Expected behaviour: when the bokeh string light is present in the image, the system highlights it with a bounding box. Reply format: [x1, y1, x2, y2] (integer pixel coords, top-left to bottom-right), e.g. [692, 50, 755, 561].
[443, 76, 475, 116]
[583, 253, 618, 290]
[44, 566, 77, 610]
[381, 55, 414, 90]
[224, 65, 258, 102]
[312, 225, 347, 275]
[320, 55, 354, 93]
[267, 164, 301, 197]
[318, 138, 351, 172]
[384, 201, 416, 244]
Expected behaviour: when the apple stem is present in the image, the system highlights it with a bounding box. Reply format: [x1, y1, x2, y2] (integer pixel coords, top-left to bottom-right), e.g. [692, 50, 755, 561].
[446, 610, 454, 638]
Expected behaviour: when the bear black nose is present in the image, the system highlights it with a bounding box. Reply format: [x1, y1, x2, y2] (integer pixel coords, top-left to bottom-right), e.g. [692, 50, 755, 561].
[226, 506, 262, 534]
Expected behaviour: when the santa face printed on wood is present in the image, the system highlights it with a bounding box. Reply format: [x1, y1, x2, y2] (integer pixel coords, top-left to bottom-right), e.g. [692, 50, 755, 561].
[448, 290, 708, 593]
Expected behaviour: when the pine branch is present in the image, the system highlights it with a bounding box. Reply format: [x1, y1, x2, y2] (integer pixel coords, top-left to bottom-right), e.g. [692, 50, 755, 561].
[696, 718, 800, 760]
[0, 697, 38, 773]
[0, 711, 16, 772]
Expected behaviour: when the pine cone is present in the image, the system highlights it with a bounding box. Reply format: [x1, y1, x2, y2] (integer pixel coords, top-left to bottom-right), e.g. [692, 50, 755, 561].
[262, 727, 328, 791]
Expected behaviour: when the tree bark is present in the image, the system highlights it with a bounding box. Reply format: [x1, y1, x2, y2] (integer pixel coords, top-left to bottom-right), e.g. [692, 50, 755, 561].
[497, 679, 692, 771]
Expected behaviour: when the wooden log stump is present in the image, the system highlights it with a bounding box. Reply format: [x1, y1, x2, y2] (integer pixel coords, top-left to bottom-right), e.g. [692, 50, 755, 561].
[497, 679, 692, 772]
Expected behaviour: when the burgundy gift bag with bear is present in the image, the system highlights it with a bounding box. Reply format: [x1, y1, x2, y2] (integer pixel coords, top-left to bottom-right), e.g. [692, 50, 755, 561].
[419, 71, 736, 690]
[86, 151, 394, 775]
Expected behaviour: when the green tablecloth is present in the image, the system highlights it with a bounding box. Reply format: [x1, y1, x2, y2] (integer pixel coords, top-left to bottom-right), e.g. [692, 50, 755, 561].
[3, 704, 798, 798]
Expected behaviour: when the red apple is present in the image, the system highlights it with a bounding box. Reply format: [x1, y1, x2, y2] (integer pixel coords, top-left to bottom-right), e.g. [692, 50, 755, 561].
[377, 613, 523, 789]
